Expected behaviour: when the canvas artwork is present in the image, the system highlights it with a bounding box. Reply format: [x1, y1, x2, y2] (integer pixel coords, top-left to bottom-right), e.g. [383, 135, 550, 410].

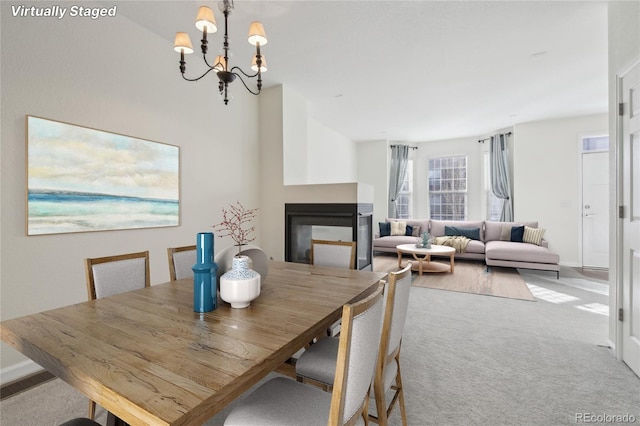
[27, 116, 180, 235]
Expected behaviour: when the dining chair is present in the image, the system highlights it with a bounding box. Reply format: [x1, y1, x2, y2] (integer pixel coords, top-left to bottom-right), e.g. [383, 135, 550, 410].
[84, 250, 150, 419]
[295, 263, 412, 426]
[224, 280, 385, 426]
[310, 239, 357, 270]
[167, 244, 196, 280]
[310, 239, 357, 337]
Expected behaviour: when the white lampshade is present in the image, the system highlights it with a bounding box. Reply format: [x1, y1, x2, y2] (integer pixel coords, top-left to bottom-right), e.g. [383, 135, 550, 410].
[173, 32, 194, 54]
[247, 21, 267, 46]
[213, 55, 227, 72]
[251, 54, 267, 73]
[195, 6, 217, 33]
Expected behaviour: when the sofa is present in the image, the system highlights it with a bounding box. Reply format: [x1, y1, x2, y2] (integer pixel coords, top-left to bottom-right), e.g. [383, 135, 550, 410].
[374, 218, 560, 277]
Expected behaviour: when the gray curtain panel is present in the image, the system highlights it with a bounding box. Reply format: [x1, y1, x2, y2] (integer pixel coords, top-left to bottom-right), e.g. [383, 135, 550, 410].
[490, 134, 513, 222]
[388, 145, 409, 218]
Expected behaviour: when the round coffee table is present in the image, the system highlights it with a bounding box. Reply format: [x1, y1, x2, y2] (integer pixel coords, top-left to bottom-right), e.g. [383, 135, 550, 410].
[396, 244, 456, 275]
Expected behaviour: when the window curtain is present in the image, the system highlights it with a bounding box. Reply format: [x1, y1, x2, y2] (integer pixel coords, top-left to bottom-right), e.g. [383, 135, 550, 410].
[388, 145, 409, 218]
[490, 134, 513, 222]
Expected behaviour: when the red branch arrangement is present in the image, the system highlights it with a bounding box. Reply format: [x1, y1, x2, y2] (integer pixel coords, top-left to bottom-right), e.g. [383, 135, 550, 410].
[212, 201, 259, 255]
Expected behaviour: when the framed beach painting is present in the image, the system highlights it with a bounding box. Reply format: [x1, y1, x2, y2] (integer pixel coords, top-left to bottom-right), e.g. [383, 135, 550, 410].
[26, 115, 180, 235]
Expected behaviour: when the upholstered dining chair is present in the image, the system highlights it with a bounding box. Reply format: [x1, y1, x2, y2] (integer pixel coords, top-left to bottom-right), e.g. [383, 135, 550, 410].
[295, 263, 412, 426]
[224, 280, 385, 426]
[310, 239, 357, 270]
[310, 239, 358, 337]
[167, 245, 196, 281]
[84, 250, 150, 419]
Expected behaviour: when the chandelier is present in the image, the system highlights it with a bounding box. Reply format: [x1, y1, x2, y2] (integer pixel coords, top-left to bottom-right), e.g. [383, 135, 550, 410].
[173, 1, 268, 105]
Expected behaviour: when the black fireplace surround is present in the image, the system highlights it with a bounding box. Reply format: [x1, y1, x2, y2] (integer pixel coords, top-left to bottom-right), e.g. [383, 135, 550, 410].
[285, 203, 373, 270]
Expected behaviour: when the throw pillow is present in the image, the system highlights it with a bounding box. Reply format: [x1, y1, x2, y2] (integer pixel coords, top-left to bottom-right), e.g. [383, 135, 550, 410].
[445, 226, 481, 241]
[390, 221, 407, 236]
[405, 225, 414, 236]
[379, 222, 391, 237]
[523, 226, 545, 246]
[510, 225, 525, 242]
[411, 225, 421, 237]
[500, 225, 512, 241]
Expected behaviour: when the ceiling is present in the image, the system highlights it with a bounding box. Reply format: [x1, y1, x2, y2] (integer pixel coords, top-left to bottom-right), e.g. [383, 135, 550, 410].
[118, 0, 609, 142]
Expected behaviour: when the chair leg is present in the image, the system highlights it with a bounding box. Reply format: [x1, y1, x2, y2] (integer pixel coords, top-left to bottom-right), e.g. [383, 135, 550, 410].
[371, 379, 388, 426]
[395, 363, 408, 426]
[88, 400, 96, 420]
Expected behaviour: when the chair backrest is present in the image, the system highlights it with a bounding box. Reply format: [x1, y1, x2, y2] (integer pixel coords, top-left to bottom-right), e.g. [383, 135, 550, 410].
[85, 251, 150, 300]
[329, 281, 385, 425]
[379, 263, 413, 370]
[167, 245, 196, 281]
[310, 239, 357, 269]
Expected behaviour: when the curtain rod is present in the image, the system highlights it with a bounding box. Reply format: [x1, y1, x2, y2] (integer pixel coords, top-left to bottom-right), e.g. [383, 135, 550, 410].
[478, 132, 512, 143]
[390, 144, 418, 150]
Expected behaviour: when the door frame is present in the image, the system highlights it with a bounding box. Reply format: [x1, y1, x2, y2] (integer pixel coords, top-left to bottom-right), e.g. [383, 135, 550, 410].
[613, 58, 640, 364]
[577, 135, 609, 269]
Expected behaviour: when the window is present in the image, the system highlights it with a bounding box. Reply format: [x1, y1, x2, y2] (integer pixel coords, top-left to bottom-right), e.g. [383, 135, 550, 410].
[395, 160, 413, 219]
[484, 152, 503, 221]
[428, 155, 467, 220]
[582, 135, 609, 152]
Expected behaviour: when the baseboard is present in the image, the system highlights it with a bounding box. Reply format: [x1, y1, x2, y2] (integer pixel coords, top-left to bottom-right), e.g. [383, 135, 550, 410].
[0, 360, 44, 386]
[559, 261, 581, 268]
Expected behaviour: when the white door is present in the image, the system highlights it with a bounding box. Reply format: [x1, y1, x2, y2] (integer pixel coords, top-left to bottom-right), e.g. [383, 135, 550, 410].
[582, 151, 609, 268]
[620, 60, 640, 377]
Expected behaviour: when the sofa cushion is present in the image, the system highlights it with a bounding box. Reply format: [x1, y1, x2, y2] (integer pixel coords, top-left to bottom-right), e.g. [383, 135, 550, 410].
[485, 240, 559, 264]
[465, 239, 486, 255]
[430, 220, 484, 240]
[485, 221, 538, 242]
[523, 226, 546, 246]
[390, 221, 406, 236]
[373, 235, 417, 249]
[387, 218, 430, 238]
[445, 225, 481, 241]
[379, 222, 391, 237]
[511, 225, 525, 242]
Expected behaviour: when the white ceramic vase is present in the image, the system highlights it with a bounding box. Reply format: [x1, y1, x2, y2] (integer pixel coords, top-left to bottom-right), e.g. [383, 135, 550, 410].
[219, 255, 261, 308]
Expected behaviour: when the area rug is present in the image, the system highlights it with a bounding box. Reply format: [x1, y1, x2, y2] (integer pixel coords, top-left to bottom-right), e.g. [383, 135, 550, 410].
[373, 255, 536, 301]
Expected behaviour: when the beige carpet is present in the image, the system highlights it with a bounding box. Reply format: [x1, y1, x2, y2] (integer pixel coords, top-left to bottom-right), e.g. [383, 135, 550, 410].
[373, 255, 536, 301]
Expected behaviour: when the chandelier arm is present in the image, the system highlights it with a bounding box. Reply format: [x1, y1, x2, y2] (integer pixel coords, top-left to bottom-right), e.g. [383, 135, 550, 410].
[230, 65, 260, 79]
[181, 66, 218, 82]
[231, 72, 260, 95]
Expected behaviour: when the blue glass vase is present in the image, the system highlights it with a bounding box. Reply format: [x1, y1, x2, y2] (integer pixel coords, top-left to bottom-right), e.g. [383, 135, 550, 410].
[192, 232, 219, 313]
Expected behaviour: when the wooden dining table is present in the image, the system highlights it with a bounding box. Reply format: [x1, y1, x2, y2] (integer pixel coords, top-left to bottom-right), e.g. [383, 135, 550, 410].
[0, 260, 386, 426]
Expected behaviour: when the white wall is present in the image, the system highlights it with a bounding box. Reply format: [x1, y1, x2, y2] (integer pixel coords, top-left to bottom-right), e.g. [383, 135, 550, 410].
[308, 117, 357, 184]
[0, 2, 260, 374]
[258, 86, 359, 261]
[513, 114, 608, 266]
[357, 140, 389, 223]
[282, 86, 308, 185]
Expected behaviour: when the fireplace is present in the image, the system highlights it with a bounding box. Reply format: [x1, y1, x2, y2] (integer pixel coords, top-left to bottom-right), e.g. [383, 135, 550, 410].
[285, 203, 373, 270]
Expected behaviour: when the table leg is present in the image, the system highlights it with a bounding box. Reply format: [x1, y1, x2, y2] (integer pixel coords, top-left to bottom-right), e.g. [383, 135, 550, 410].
[450, 252, 455, 273]
[397, 250, 402, 269]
